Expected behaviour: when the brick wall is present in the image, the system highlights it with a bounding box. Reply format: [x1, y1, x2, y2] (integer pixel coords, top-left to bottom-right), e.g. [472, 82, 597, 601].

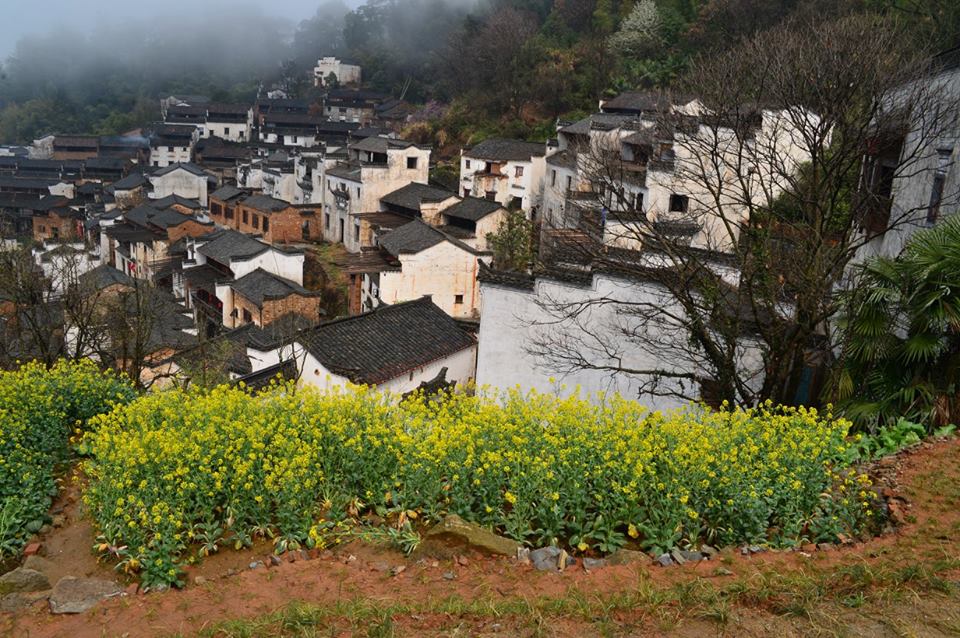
[32, 214, 79, 243]
[232, 290, 321, 327]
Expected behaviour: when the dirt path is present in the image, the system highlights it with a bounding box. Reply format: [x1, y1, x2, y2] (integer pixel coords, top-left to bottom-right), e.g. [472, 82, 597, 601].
[3, 438, 960, 638]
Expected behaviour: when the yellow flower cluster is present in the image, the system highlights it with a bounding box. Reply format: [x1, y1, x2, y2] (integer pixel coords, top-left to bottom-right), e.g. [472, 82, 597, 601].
[0, 360, 134, 558]
[82, 385, 875, 588]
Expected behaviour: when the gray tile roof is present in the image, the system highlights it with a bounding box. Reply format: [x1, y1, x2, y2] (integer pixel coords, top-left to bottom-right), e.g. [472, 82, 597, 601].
[210, 185, 245, 201]
[441, 197, 503, 222]
[110, 172, 149, 190]
[463, 138, 545, 161]
[229, 268, 319, 308]
[349, 136, 416, 154]
[152, 162, 208, 178]
[298, 296, 475, 385]
[379, 182, 455, 212]
[560, 113, 640, 136]
[378, 219, 446, 256]
[150, 194, 203, 210]
[379, 219, 482, 257]
[241, 194, 291, 213]
[78, 264, 135, 291]
[197, 229, 270, 263]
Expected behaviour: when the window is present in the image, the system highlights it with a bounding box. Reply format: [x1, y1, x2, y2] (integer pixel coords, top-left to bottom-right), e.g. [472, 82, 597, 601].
[565, 176, 572, 191]
[353, 222, 360, 242]
[224, 127, 230, 135]
[407, 157, 418, 170]
[339, 218, 345, 241]
[262, 217, 269, 233]
[669, 194, 689, 213]
[465, 160, 471, 170]
[927, 149, 952, 225]
[252, 214, 259, 229]
[551, 170, 556, 187]
[515, 166, 524, 178]
[225, 207, 234, 220]
[242, 308, 252, 323]
[485, 190, 496, 201]
[242, 210, 248, 224]
[325, 212, 330, 229]
[454, 294, 464, 305]
[463, 188, 470, 197]
[634, 192, 644, 212]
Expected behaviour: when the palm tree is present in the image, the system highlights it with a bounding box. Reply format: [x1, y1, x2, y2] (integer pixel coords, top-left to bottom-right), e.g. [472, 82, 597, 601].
[834, 216, 960, 431]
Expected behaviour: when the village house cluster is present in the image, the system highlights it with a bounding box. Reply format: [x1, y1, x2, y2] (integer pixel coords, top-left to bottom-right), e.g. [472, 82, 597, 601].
[1, 52, 956, 403]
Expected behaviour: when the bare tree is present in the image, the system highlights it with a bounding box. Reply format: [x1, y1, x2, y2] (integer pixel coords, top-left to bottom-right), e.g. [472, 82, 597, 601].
[528, 15, 959, 407]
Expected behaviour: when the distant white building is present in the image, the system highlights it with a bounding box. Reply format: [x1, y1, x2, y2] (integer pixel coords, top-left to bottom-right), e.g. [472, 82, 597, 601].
[313, 57, 362, 87]
[148, 163, 212, 206]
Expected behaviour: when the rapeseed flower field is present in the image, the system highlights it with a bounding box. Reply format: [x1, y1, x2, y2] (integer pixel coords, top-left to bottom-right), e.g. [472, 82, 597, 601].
[82, 383, 877, 588]
[0, 360, 135, 557]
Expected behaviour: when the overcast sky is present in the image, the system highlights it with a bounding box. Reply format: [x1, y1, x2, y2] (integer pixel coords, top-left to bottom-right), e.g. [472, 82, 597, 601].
[0, 0, 336, 59]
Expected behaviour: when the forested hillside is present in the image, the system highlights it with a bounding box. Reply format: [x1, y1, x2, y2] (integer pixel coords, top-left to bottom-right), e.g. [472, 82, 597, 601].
[0, 0, 957, 145]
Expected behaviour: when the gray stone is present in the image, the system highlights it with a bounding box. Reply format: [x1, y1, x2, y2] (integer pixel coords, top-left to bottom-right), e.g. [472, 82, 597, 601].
[608, 548, 648, 566]
[0, 568, 50, 594]
[0, 591, 48, 613]
[193, 576, 207, 586]
[700, 544, 718, 558]
[421, 514, 521, 558]
[49, 577, 123, 614]
[529, 546, 562, 571]
[748, 545, 765, 554]
[267, 555, 282, 567]
[248, 561, 264, 570]
[713, 567, 734, 576]
[371, 561, 391, 573]
[22, 555, 55, 576]
[676, 550, 704, 563]
[582, 557, 607, 571]
[442, 571, 456, 580]
[669, 549, 687, 565]
[655, 553, 674, 567]
[390, 565, 406, 576]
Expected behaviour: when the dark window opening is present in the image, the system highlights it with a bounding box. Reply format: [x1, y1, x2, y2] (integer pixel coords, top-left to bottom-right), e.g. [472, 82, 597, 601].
[242, 210, 248, 224]
[262, 217, 269, 233]
[669, 194, 689, 213]
[242, 308, 252, 323]
[252, 214, 260, 229]
[454, 294, 464, 305]
[407, 157, 418, 170]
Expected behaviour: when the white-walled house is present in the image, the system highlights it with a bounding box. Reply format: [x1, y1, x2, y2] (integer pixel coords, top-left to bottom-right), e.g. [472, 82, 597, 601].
[460, 138, 546, 216]
[855, 50, 960, 262]
[295, 296, 477, 394]
[148, 125, 199, 168]
[313, 57, 362, 87]
[176, 229, 306, 328]
[204, 103, 254, 143]
[475, 264, 765, 410]
[148, 163, 212, 206]
[323, 136, 431, 252]
[365, 219, 491, 319]
[546, 94, 816, 254]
